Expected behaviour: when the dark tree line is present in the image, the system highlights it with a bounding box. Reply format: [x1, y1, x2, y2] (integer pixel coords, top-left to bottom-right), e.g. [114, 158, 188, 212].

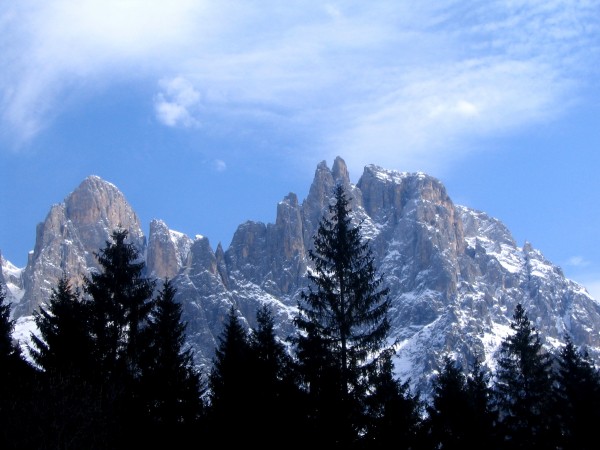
[1, 229, 203, 449]
[423, 303, 600, 450]
[2, 186, 600, 449]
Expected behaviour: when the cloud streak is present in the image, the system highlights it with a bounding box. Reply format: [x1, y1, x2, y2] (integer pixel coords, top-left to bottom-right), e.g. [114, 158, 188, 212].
[0, 0, 209, 143]
[566, 256, 591, 268]
[155, 77, 201, 128]
[0, 0, 598, 172]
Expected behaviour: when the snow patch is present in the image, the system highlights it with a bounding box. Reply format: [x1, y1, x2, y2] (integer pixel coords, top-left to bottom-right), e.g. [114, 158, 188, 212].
[481, 322, 512, 372]
[12, 315, 38, 364]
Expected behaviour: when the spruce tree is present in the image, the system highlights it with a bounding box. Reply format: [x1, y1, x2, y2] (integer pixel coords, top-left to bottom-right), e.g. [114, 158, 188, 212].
[25, 274, 111, 448]
[465, 357, 497, 448]
[141, 278, 204, 433]
[0, 282, 34, 383]
[83, 228, 156, 446]
[424, 355, 497, 450]
[363, 348, 423, 449]
[0, 283, 22, 374]
[84, 227, 155, 381]
[0, 284, 39, 448]
[424, 355, 470, 450]
[493, 303, 557, 450]
[554, 333, 600, 450]
[29, 274, 93, 376]
[207, 305, 253, 443]
[249, 304, 292, 396]
[247, 304, 300, 444]
[0, 282, 34, 386]
[293, 183, 392, 447]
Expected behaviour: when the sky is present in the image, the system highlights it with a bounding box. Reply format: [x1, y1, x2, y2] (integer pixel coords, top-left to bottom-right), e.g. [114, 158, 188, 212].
[1, 1, 599, 298]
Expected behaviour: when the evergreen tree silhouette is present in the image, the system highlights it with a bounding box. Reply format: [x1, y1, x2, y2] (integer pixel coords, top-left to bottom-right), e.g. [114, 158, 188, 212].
[83, 227, 156, 446]
[0, 284, 36, 448]
[554, 333, 600, 450]
[207, 305, 253, 444]
[293, 183, 392, 447]
[425, 355, 470, 449]
[0, 283, 27, 377]
[493, 303, 558, 450]
[465, 357, 498, 448]
[29, 274, 93, 376]
[140, 278, 205, 444]
[84, 228, 155, 382]
[247, 304, 301, 445]
[363, 348, 423, 449]
[424, 355, 497, 449]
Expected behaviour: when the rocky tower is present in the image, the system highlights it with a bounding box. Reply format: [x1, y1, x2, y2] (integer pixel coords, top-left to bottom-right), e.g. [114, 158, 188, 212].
[14, 176, 145, 317]
[5, 159, 600, 397]
[146, 219, 193, 280]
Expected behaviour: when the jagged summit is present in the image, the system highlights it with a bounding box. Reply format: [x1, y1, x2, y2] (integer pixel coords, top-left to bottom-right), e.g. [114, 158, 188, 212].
[331, 155, 350, 184]
[12, 174, 145, 317]
[65, 175, 141, 233]
[4, 158, 600, 397]
[80, 174, 117, 188]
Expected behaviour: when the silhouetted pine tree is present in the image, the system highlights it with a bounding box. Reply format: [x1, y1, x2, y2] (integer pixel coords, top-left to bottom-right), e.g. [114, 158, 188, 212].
[84, 228, 155, 381]
[292, 183, 392, 447]
[83, 228, 156, 446]
[141, 278, 204, 439]
[423, 355, 497, 449]
[250, 305, 293, 394]
[207, 305, 253, 444]
[493, 303, 558, 450]
[465, 357, 498, 448]
[0, 283, 26, 377]
[1, 285, 26, 445]
[363, 348, 423, 449]
[23, 274, 113, 448]
[29, 274, 93, 376]
[554, 333, 600, 450]
[247, 304, 302, 444]
[0, 284, 45, 449]
[293, 312, 341, 444]
[424, 355, 472, 450]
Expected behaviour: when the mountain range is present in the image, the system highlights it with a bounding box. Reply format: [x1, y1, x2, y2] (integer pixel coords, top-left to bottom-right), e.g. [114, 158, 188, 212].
[3, 156, 600, 397]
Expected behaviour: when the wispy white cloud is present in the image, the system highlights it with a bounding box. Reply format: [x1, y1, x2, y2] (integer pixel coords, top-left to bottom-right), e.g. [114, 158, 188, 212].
[566, 256, 591, 268]
[0, 0, 210, 142]
[155, 77, 201, 128]
[0, 0, 598, 170]
[212, 159, 227, 172]
[328, 57, 566, 174]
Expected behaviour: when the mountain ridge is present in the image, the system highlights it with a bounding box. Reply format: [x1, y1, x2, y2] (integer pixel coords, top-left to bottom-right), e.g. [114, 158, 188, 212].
[3, 156, 599, 397]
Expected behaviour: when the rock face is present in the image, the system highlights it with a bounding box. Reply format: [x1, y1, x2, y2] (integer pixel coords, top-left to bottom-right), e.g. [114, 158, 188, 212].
[13, 176, 145, 317]
[4, 159, 600, 397]
[146, 219, 193, 280]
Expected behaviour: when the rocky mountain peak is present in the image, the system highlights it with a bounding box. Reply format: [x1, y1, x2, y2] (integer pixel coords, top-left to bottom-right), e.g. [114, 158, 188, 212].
[13, 175, 145, 316]
[63, 175, 144, 249]
[302, 156, 362, 248]
[332, 155, 350, 185]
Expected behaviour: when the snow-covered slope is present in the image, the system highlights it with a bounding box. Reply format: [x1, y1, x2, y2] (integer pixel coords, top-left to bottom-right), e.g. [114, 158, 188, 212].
[1, 254, 24, 305]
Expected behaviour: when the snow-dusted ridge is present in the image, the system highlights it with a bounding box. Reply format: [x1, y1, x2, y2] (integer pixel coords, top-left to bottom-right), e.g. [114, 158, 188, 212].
[4, 157, 600, 399]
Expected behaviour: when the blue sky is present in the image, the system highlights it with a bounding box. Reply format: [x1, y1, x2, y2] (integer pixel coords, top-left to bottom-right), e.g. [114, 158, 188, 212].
[1, 1, 599, 298]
